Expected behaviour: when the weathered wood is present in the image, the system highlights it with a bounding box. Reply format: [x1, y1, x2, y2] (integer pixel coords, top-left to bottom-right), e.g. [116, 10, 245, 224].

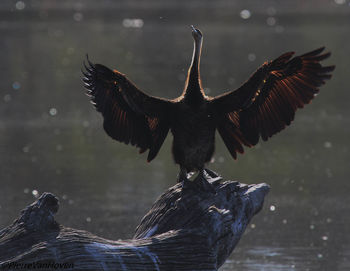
[0, 178, 269, 271]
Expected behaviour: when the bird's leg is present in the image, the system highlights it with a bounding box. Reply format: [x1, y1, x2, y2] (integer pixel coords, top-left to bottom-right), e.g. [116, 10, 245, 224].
[204, 168, 223, 186]
[177, 167, 187, 183]
[177, 167, 196, 191]
[194, 169, 217, 194]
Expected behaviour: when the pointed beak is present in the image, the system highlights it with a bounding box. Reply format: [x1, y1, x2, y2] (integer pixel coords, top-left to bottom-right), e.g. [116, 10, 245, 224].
[190, 25, 202, 38]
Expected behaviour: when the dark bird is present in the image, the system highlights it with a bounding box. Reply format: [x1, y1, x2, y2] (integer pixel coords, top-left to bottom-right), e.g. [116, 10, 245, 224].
[82, 26, 334, 191]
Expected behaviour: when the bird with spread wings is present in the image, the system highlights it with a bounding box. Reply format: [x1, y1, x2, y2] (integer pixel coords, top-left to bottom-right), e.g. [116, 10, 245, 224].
[83, 26, 334, 191]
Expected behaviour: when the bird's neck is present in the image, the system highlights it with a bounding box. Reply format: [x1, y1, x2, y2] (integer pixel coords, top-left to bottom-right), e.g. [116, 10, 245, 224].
[183, 38, 204, 102]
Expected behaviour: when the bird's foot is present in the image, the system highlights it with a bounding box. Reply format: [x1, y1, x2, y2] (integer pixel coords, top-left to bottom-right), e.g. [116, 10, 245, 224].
[193, 170, 217, 194]
[178, 169, 220, 194]
[177, 171, 197, 193]
[204, 168, 223, 184]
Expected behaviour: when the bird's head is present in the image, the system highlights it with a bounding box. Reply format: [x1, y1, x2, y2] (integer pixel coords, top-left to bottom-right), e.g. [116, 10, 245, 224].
[191, 25, 203, 42]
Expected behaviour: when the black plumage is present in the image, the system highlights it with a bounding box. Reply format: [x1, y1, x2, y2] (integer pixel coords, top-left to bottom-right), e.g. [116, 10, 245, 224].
[83, 26, 335, 189]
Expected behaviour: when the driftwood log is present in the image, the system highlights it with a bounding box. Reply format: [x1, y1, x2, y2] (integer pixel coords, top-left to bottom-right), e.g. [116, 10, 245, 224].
[0, 177, 269, 271]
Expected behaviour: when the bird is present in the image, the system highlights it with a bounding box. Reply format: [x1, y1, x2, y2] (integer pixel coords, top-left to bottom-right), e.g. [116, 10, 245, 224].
[82, 25, 335, 191]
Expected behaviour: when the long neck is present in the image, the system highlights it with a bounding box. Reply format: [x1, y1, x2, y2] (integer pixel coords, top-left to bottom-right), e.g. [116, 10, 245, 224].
[183, 38, 203, 100]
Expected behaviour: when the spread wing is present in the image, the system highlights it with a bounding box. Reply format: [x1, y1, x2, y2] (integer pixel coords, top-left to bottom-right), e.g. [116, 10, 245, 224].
[82, 57, 171, 162]
[211, 47, 335, 159]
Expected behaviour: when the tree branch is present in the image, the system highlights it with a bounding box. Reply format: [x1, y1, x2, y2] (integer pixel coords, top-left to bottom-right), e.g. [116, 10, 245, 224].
[0, 178, 269, 271]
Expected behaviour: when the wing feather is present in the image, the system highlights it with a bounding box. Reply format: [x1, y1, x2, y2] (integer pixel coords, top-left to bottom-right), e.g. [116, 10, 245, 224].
[212, 47, 335, 159]
[82, 58, 171, 162]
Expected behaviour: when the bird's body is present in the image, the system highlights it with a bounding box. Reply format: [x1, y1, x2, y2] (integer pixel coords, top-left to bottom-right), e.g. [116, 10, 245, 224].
[171, 101, 216, 172]
[83, 26, 334, 189]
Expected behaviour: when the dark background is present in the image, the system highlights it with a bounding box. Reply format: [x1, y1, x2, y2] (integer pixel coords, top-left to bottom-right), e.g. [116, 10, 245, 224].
[0, 0, 349, 270]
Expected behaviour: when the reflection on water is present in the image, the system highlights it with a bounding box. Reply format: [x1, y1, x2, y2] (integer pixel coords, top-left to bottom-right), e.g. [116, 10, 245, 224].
[224, 244, 350, 271]
[224, 246, 317, 270]
[0, 1, 349, 270]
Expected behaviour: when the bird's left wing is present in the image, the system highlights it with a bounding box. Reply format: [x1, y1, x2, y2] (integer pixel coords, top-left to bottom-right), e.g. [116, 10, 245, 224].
[82, 58, 172, 162]
[210, 47, 335, 159]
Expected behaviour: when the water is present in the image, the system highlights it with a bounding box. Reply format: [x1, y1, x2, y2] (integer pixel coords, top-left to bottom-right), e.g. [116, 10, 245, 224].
[0, 1, 349, 270]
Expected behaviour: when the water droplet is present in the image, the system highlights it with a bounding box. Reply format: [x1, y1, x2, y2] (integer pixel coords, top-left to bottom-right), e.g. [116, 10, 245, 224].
[218, 156, 225, 163]
[310, 224, 315, 230]
[62, 195, 68, 200]
[267, 17, 276, 26]
[24, 188, 30, 194]
[32, 189, 39, 198]
[270, 205, 276, 211]
[12, 81, 21, 90]
[22, 146, 30, 153]
[334, 0, 345, 4]
[68, 199, 74, 205]
[317, 253, 323, 259]
[4, 94, 11, 102]
[282, 219, 287, 224]
[82, 120, 90, 127]
[324, 141, 332, 148]
[321, 236, 328, 241]
[49, 108, 57, 116]
[291, 265, 295, 269]
[56, 144, 63, 151]
[248, 53, 256, 61]
[240, 9, 251, 19]
[73, 12, 83, 22]
[15, 1, 25, 10]
[250, 223, 256, 229]
[326, 218, 332, 223]
[86, 217, 92, 222]
[122, 18, 144, 28]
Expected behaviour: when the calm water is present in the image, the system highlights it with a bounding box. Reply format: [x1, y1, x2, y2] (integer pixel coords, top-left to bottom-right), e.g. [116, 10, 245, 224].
[0, 1, 349, 270]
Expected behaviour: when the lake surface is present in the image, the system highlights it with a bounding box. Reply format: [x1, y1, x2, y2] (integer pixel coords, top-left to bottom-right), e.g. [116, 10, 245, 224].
[0, 1, 349, 270]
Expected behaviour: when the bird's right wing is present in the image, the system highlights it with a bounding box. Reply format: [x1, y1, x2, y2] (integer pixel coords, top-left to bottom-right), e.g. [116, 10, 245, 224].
[211, 47, 335, 159]
[82, 58, 172, 162]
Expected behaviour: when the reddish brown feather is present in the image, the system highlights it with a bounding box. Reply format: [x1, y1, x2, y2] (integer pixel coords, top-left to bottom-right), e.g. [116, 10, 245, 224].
[285, 77, 315, 103]
[264, 96, 282, 136]
[83, 63, 154, 152]
[217, 47, 334, 160]
[280, 80, 304, 108]
[274, 84, 295, 112]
